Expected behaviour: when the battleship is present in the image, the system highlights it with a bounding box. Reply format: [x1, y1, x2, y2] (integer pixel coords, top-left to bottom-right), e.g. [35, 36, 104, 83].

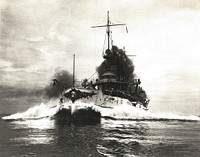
[53, 12, 150, 122]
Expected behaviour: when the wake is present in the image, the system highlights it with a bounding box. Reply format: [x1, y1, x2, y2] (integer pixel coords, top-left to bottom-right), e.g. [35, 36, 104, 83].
[2, 101, 200, 121]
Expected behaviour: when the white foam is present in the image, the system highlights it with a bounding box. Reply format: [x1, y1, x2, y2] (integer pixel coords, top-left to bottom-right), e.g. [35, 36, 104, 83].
[62, 101, 101, 114]
[2, 100, 200, 121]
[2, 103, 60, 120]
[100, 103, 200, 121]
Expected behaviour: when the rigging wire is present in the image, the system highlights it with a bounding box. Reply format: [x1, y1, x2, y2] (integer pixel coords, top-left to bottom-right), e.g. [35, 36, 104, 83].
[94, 18, 106, 26]
[87, 71, 97, 80]
[110, 18, 128, 33]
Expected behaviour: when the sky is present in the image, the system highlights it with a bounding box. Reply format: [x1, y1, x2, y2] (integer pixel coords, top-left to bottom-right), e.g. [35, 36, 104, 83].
[0, 0, 200, 115]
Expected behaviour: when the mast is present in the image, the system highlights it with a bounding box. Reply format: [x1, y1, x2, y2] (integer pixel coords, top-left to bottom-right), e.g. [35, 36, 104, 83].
[107, 11, 110, 50]
[73, 54, 75, 87]
[91, 11, 126, 53]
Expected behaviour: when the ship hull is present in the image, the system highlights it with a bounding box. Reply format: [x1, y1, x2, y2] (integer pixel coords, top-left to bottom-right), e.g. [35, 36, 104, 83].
[54, 105, 101, 125]
[54, 88, 148, 124]
[63, 88, 148, 110]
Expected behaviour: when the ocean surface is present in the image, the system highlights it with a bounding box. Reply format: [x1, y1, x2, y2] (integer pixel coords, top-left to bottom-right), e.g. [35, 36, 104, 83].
[1, 103, 200, 157]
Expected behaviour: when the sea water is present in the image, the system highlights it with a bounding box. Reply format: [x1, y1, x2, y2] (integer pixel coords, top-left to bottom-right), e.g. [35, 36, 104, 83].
[1, 102, 200, 157]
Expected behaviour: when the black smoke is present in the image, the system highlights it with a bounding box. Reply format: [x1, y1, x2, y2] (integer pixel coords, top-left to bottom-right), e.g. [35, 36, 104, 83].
[97, 45, 135, 82]
[44, 70, 74, 99]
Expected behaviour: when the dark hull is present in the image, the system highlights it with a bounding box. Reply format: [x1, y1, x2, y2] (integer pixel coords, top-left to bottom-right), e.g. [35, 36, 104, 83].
[54, 107, 101, 125]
